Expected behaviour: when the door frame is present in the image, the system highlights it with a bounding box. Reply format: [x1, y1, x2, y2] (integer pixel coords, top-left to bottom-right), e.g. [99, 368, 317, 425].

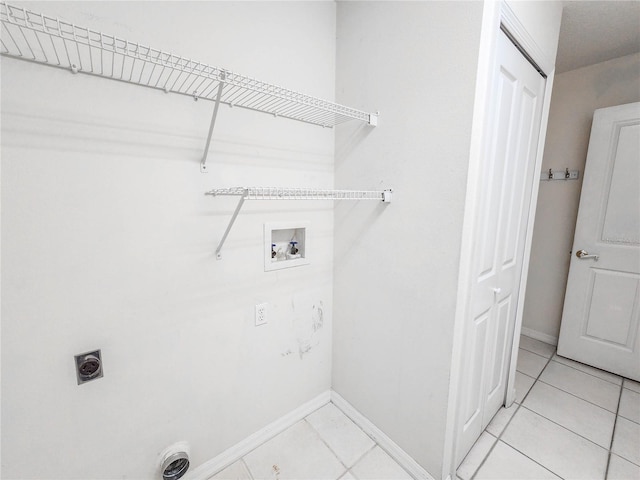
[442, 1, 557, 478]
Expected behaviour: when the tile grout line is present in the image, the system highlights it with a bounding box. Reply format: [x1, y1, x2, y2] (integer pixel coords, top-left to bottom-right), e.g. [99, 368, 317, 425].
[618, 413, 640, 426]
[339, 468, 358, 480]
[302, 417, 351, 478]
[469, 353, 557, 480]
[536, 356, 623, 412]
[618, 384, 640, 426]
[481, 439, 564, 480]
[534, 376, 620, 413]
[516, 347, 553, 381]
[345, 443, 378, 480]
[518, 348, 550, 362]
[518, 404, 612, 451]
[515, 369, 538, 380]
[322, 409, 417, 480]
[551, 356, 623, 387]
[517, 351, 615, 468]
[364, 441, 418, 480]
[216, 416, 314, 478]
[316, 401, 417, 480]
[303, 412, 411, 480]
[519, 346, 556, 360]
[622, 380, 640, 393]
[348, 442, 377, 468]
[459, 431, 498, 480]
[604, 380, 624, 479]
[521, 348, 640, 474]
[467, 340, 633, 480]
[221, 407, 345, 480]
[348, 466, 362, 480]
[240, 458, 255, 480]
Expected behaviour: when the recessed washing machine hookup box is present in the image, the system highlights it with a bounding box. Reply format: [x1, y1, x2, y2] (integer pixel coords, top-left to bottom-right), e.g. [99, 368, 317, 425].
[264, 221, 310, 272]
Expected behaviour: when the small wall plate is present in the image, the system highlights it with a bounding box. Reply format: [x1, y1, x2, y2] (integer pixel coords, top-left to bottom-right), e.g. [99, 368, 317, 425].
[75, 350, 103, 385]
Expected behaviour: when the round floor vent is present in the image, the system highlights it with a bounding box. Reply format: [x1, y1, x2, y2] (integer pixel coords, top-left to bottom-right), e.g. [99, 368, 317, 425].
[159, 442, 190, 480]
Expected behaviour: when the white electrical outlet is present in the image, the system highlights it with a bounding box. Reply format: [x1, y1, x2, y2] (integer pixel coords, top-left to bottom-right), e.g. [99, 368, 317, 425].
[255, 303, 268, 326]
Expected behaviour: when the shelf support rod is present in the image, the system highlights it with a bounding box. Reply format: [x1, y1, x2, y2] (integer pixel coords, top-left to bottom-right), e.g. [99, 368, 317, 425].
[200, 77, 225, 173]
[215, 192, 247, 260]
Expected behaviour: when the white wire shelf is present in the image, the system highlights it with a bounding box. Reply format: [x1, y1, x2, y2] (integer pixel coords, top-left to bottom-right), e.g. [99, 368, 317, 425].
[0, 2, 378, 172]
[206, 187, 393, 259]
[206, 187, 392, 201]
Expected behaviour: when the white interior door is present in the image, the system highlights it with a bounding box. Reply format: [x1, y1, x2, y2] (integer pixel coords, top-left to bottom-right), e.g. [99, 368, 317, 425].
[456, 29, 546, 463]
[558, 102, 640, 382]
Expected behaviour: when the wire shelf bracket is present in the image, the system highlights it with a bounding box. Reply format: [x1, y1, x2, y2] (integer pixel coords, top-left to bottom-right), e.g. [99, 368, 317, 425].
[200, 79, 225, 173]
[206, 187, 393, 259]
[0, 1, 379, 174]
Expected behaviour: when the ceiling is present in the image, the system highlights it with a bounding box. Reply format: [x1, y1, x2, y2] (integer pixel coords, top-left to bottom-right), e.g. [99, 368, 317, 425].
[555, 1, 640, 73]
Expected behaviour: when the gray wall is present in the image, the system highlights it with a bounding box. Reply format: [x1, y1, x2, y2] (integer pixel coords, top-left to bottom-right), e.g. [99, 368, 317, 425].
[523, 52, 640, 342]
[333, 2, 483, 476]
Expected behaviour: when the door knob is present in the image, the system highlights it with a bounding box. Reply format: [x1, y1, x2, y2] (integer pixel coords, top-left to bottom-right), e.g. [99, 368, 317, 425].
[493, 287, 502, 295]
[576, 249, 599, 261]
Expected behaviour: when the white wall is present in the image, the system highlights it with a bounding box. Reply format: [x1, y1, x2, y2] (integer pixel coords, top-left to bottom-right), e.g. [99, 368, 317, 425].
[505, 0, 562, 70]
[333, 2, 483, 476]
[1, 2, 336, 478]
[522, 52, 640, 342]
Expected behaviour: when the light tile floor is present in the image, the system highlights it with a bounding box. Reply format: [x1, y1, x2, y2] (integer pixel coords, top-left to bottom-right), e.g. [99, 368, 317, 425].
[205, 335, 640, 479]
[208, 402, 413, 480]
[458, 335, 640, 480]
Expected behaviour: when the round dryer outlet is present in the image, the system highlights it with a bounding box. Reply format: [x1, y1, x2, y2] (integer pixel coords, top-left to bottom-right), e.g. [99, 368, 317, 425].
[74, 350, 103, 385]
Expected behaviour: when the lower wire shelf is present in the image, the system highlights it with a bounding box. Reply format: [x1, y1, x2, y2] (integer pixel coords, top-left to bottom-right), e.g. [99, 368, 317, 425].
[206, 187, 393, 259]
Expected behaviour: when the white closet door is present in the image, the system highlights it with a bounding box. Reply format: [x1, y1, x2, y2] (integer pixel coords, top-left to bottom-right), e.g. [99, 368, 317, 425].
[457, 29, 546, 462]
[558, 102, 640, 381]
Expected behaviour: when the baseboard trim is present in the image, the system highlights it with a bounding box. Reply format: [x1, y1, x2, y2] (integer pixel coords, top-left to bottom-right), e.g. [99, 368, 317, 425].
[185, 390, 435, 480]
[185, 390, 331, 480]
[330, 391, 435, 480]
[521, 326, 558, 346]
